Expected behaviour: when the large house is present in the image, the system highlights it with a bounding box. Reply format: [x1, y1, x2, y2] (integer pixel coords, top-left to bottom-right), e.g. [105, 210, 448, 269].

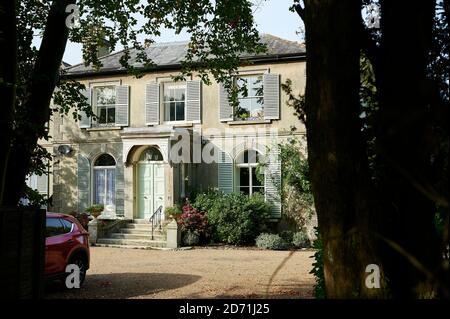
[36, 34, 307, 245]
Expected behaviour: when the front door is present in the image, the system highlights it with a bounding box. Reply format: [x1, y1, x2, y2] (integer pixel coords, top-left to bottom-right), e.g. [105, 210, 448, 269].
[138, 163, 165, 219]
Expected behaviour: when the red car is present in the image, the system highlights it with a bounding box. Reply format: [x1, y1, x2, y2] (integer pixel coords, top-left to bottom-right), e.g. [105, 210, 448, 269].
[45, 213, 90, 286]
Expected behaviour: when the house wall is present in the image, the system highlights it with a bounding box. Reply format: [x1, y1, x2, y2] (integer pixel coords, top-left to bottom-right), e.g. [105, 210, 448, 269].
[46, 59, 307, 218]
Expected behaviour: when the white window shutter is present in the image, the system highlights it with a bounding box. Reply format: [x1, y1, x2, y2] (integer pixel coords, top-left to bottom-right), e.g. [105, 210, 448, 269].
[145, 82, 160, 125]
[36, 174, 48, 196]
[218, 150, 233, 194]
[115, 85, 129, 126]
[79, 87, 92, 128]
[186, 80, 201, 122]
[263, 73, 280, 120]
[219, 84, 233, 122]
[265, 149, 281, 218]
[77, 154, 91, 212]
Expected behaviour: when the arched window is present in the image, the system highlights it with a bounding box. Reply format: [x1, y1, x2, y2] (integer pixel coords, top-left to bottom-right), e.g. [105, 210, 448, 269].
[139, 147, 163, 162]
[235, 149, 264, 195]
[93, 154, 116, 208]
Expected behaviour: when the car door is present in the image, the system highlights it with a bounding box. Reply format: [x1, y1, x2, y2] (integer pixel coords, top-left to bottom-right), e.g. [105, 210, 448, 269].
[45, 217, 70, 276]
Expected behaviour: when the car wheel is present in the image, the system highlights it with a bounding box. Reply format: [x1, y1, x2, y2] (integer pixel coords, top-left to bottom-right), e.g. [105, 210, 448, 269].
[66, 255, 87, 287]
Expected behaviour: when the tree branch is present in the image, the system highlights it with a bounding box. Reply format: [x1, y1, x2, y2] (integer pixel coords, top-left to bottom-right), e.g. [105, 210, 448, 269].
[294, 3, 305, 22]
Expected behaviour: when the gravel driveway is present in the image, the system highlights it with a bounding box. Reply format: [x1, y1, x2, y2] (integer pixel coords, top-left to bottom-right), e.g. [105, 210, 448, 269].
[45, 247, 315, 299]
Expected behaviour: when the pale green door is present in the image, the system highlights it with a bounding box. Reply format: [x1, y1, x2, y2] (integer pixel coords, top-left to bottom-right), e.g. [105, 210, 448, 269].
[153, 163, 165, 219]
[138, 163, 165, 219]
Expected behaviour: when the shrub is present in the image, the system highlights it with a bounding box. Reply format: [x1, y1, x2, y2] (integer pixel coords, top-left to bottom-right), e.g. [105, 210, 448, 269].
[292, 231, 310, 248]
[279, 230, 294, 243]
[177, 201, 210, 242]
[206, 192, 271, 245]
[192, 189, 221, 213]
[183, 230, 200, 246]
[256, 233, 289, 250]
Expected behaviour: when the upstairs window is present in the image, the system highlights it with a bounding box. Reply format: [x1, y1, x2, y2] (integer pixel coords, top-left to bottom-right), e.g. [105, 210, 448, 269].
[163, 83, 186, 122]
[235, 75, 264, 121]
[93, 86, 116, 126]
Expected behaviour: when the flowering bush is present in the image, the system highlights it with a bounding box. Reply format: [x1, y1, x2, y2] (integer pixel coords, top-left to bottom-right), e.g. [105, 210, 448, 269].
[177, 200, 210, 243]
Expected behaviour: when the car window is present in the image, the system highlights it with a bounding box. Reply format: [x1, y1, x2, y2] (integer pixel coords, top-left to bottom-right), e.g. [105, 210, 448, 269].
[60, 219, 73, 233]
[45, 218, 66, 237]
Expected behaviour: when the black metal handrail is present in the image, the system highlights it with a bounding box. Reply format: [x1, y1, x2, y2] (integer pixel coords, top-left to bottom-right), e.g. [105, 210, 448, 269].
[149, 205, 163, 240]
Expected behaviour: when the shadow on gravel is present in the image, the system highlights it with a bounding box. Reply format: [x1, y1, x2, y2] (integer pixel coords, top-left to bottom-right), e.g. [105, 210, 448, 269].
[45, 272, 201, 299]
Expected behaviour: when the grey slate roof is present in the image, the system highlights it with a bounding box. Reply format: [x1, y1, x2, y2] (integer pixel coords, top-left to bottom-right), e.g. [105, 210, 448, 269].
[65, 34, 305, 76]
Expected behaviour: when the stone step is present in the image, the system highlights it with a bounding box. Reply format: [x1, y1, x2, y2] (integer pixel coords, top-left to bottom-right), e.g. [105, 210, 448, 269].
[110, 233, 164, 240]
[125, 223, 162, 230]
[132, 219, 152, 224]
[120, 228, 163, 235]
[96, 238, 167, 247]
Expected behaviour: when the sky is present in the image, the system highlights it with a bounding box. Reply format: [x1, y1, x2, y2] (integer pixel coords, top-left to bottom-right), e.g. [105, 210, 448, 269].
[61, 0, 304, 65]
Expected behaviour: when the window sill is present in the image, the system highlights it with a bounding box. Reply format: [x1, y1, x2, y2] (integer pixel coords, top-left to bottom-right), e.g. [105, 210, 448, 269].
[227, 120, 271, 125]
[86, 126, 122, 131]
[162, 121, 196, 127]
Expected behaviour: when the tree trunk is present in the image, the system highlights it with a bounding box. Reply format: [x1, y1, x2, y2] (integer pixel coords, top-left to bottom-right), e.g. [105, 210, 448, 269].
[1, 0, 75, 206]
[303, 0, 444, 298]
[0, 1, 17, 204]
[303, 0, 385, 298]
[375, 0, 442, 297]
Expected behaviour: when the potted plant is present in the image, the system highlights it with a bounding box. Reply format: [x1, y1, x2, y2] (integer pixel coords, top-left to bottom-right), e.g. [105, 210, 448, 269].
[86, 204, 104, 219]
[164, 205, 182, 221]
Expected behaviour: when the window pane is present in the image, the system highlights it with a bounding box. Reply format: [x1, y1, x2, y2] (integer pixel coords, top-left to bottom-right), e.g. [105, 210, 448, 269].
[240, 187, 250, 195]
[98, 107, 107, 123]
[107, 107, 115, 124]
[249, 75, 263, 97]
[176, 101, 185, 121]
[240, 167, 250, 186]
[252, 168, 263, 187]
[95, 154, 116, 166]
[164, 84, 186, 121]
[94, 169, 106, 205]
[46, 218, 65, 237]
[170, 103, 176, 121]
[106, 169, 115, 205]
[95, 86, 116, 106]
[140, 147, 163, 161]
[60, 219, 73, 233]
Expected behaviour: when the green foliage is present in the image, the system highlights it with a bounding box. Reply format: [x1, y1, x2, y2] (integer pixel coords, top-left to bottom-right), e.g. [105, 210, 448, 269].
[164, 205, 182, 220]
[203, 192, 271, 245]
[261, 137, 315, 230]
[192, 189, 222, 213]
[255, 233, 289, 250]
[310, 227, 326, 299]
[292, 231, 310, 248]
[279, 230, 294, 243]
[183, 230, 200, 246]
[85, 204, 104, 217]
[281, 78, 306, 123]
